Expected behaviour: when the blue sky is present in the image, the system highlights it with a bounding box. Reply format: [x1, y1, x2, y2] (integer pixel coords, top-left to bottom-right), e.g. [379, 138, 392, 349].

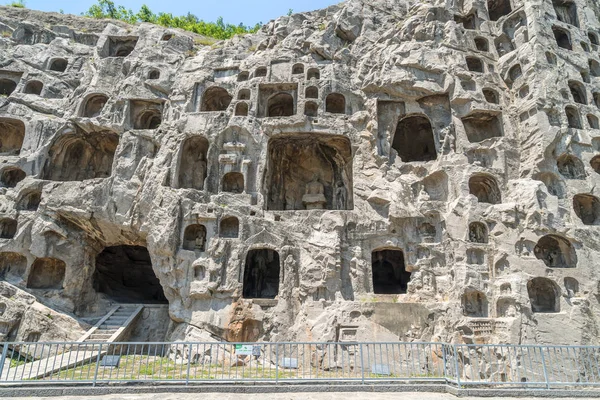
[17, 0, 341, 26]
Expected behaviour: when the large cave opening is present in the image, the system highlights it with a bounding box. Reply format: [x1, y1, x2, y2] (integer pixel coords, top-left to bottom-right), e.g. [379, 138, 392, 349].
[94, 245, 167, 304]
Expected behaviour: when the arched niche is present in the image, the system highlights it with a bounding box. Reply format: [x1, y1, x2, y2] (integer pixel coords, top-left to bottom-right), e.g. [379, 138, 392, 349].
[305, 86, 318, 99]
[24, 80, 43, 95]
[565, 106, 582, 129]
[469, 173, 502, 204]
[201, 87, 232, 112]
[43, 129, 119, 181]
[469, 222, 488, 243]
[17, 190, 41, 211]
[222, 172, 244, 193]
[392, 115, 436, 162]
[292, 63, 304, 75]
[27, 258, 65, 289]
[177, 136, 209, 190]
[305, 102, 318, 117]
[267, 93, 294, 117]
[254, 67, 267, 78]
[94, 245, 167, 303]
[238, 71, 249, 82]
[131, 101, 162, 130]
[220, 216, 239, 238]
[238, 89, 250, 100]
[325, 93, 346, 114]
[590, 155, 600, 174]
[564, 277, 579, 297]
[49, 58, 68, 72]
[81, 94, 108, 118]
[462, 290, 488, 317]
[528, 277, 560, 312]
[235, 102, 249, 116]
[534, 234, 577, 268]
[573, 194, 600, 225]
[557, 153, 585, 179]
[0, 252, 26, 283]
[108, 37, 138, 57]
[183, 224, 207, 251]
[588, 114, 599, 129]
[307, 68, 320, 80]
[243, 249, 280, 299]
[148, 70, 160, 80]
[265, 133, 353, 210]
[568, 81, 587, 104]
[0, 167, 25, 188]
[371, 249, 411, 294]
[553, 26, 572, 50]
[0, 118, 25, 155]
[0, 218, 17, 239]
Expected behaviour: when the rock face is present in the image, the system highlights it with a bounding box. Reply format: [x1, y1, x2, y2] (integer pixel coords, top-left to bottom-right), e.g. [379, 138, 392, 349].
[0, 0, 600, 346]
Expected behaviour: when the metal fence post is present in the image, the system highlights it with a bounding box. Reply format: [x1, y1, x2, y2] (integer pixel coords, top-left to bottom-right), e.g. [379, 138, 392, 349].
[275, 343, 279, 384]
[359, 343, 365, 384]
[186, 343, 192, 385]
[453, 344, 462, 390]
[539, 347, 550, 390]
[92, 343, 103, 387]
[0, 343, 9, 380]
[441, 344, 448, 382]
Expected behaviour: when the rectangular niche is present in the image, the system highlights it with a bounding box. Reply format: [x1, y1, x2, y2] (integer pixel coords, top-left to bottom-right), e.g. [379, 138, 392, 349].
[462, 112, 503, 143]
[107, 36, 139, 57]
[265, 133, 353, 211]
[258, 83, 298, 118]
[130, 100, 164, 130]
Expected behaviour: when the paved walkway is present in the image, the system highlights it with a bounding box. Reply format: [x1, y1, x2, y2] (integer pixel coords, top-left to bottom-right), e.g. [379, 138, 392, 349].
[4, 394, 600, 400]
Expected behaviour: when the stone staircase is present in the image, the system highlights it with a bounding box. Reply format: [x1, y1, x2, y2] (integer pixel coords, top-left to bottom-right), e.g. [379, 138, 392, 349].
[77, 304, 143, 343]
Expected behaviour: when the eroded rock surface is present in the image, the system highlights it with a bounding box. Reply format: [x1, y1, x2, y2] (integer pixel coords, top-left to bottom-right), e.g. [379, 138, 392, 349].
[0, 0, 600, 346]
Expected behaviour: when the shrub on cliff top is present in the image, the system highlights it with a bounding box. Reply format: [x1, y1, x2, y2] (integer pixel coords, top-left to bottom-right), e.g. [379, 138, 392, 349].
[83, 0, 261, 40]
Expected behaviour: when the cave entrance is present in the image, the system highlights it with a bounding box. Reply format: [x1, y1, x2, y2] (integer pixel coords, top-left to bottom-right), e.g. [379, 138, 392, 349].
[392, 115, 437, 162]
[94, 245, 167, 304]
[371, 249, 411, 294]
[243, 249, 280, 299]
[265, 133, 353, 210]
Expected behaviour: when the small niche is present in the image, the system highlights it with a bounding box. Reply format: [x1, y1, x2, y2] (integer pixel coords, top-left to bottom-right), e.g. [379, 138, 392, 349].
[557, 153, 585, 179]
[108, 36, 138, 57]
[462, 112, 503, 143]
[483, 88, 499, 104]
[305, 101, 318, 117]
[292, 63, 304, 75]
[565, 106, 582, 129]
[235, 102, 249, 116]
[553, 27, 572, 50]
[0, 167, 25, 188]
[305, 86, 318, 99]
[24, 80, 43, 95]
[131, 100, 163, 130]
[254, 67, 267, 78]
[474, 37, 489, 52]
[469, 173, 502, 204]
[49, 58, 68, 72]
[466, 57, 484, 73]
[572, 194, 600, 225]
[238, 89, 250, 100]
[307, 68, 320, 80]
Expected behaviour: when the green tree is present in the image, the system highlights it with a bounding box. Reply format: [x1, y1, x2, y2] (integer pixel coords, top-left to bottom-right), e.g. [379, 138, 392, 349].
[82, 0, 261, 40]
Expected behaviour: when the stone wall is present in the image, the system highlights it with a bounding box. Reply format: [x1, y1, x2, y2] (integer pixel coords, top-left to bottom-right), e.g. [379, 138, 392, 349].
[0, 0, 599, 346]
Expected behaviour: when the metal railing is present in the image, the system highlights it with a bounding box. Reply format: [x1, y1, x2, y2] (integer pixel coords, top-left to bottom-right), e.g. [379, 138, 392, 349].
[0, 341, 599, 389]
